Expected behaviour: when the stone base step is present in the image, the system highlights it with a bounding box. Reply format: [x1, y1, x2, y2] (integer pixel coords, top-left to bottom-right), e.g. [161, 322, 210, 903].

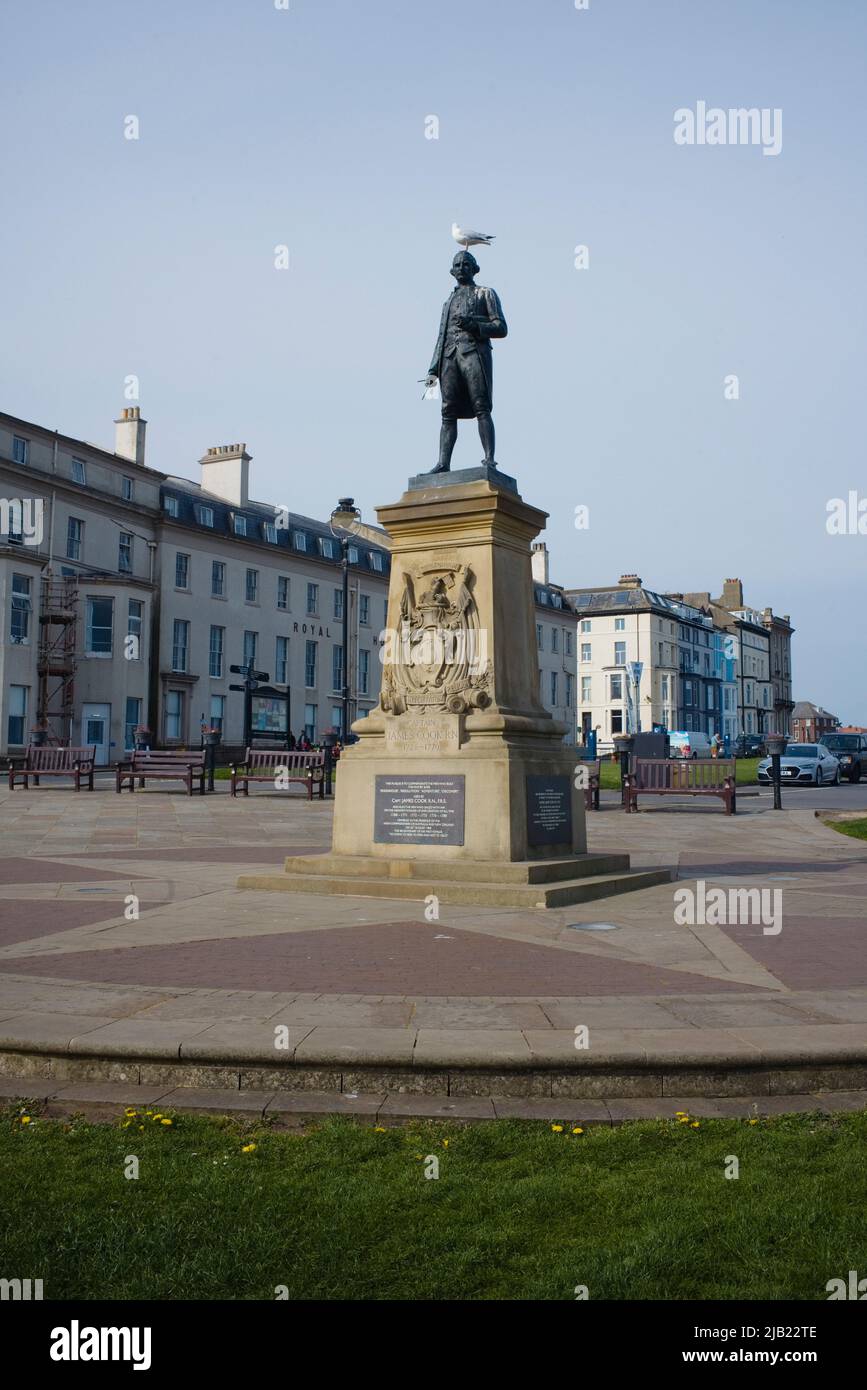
[280, 852, 633, 884]
[236, 865, 672, 908]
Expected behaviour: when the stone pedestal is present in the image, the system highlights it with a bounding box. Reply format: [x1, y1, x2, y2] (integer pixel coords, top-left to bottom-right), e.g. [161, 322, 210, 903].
[238, 470, 669, 908]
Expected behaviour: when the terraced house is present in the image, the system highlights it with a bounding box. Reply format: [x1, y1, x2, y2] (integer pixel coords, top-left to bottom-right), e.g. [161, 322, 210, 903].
[1, 405, 576, 760]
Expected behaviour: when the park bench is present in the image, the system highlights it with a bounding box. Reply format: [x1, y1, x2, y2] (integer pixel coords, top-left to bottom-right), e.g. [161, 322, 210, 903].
[229, 749, 325, 800]
[8, 744, 97, 792]
[579, 758, 601, 811]
[115, 749, 207, 796]
[624, 758, 736, 815]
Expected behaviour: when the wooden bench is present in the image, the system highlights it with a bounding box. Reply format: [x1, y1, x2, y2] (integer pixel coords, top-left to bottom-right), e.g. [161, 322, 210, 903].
[229, 749, 325, 799]
[624, 758, 736, 815]
[8, 745, 96, 792]
[115, 749, 207, 796]
[577, 758, 601, 811]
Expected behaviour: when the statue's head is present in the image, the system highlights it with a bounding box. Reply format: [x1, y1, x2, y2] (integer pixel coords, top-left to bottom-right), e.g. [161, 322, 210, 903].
[450, 250, 479, 285]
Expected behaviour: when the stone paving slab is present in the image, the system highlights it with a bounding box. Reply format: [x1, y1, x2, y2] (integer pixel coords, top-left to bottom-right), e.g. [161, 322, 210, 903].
[2, 792, 867, 1093]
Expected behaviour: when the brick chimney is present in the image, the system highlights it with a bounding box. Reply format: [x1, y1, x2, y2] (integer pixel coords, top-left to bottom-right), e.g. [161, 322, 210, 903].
[199, 443, 251, 507]
[531, 542, 549, 585]
[721, 577, 744, 609]
[618, 574, 642, 588]
[114, 407, 147, 467]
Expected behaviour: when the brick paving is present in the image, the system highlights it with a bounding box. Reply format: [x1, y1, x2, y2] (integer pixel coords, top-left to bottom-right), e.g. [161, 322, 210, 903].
[0, 786, 866, 1092]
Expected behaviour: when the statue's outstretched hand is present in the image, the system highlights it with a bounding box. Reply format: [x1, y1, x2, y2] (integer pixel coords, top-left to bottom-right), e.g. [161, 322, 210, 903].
[425, 373, 438, 387]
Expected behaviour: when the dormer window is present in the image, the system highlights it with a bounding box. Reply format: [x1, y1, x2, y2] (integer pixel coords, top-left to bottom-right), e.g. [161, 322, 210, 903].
[72, 457, 87, 485]
[347, 545, 360, 565]
[233, 514, 248, 537]
[293, 530, 307, 552]
[195, 504, 215, 528]
[263, 522, 278, 544]
[370, 551, 384, 572]
[163, 496, 179, 517]
[319, 537, 338, 559]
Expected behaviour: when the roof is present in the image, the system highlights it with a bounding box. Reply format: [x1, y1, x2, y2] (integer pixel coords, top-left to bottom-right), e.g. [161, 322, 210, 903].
[159, 478, 391, 575]
[566, 584, 711, 625]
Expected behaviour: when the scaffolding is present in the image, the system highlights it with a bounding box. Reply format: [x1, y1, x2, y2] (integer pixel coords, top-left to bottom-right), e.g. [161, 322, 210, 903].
[37, 572, 77, 745]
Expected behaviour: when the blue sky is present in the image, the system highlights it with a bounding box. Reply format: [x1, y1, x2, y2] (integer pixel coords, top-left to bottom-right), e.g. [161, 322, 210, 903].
[2, 0, 865, 719]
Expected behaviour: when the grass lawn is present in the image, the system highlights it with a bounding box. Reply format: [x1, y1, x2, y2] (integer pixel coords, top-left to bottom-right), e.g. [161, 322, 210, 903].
[827, 817, 867, 842]
[2, 1104, 865, 1301]
[598, 756, 760, 791]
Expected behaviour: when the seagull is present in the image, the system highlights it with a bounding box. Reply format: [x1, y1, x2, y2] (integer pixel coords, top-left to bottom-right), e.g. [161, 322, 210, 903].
[451, 222, 495, 249]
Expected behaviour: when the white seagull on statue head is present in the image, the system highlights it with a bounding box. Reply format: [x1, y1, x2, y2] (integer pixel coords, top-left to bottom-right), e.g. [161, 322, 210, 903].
[451, 222, 495, 249]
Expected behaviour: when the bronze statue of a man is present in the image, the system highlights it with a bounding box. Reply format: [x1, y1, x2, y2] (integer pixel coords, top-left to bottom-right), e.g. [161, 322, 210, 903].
[425, 250, 507, 473]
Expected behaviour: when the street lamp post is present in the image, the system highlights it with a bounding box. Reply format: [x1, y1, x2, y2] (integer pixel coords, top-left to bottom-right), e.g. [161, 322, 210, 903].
[765, 731, 787, 811]
[330, 498, 361, 743]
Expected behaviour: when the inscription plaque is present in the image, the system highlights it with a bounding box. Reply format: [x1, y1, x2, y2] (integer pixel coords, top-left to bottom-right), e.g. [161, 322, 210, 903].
[374, 774, 465, 846]
[526, 774, 572, 847]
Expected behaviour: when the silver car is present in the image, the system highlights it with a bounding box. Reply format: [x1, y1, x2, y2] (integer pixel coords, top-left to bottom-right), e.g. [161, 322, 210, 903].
[757, 742, 841, 787]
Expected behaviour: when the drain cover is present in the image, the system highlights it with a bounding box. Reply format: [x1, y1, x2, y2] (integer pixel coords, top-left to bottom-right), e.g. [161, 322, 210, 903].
[566, 921, 619, 932]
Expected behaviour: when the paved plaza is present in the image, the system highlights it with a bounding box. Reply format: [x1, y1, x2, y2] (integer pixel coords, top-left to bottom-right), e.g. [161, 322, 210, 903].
[1, 781, 866, 1112]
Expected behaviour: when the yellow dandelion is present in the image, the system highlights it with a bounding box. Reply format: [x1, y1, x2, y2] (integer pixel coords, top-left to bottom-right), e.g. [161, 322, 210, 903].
[374, 1126, 386, 1133]
[748, 1118, 759, 1125]
[241, 1143, 257, 1153]
[160, 1118, 172, 1126]
[20, 1116, 31, 1125]
[675, 1111, 688, 1118]
[690, 1121, 700, 1129]
[124, 1108, 136, 1117]
[572, 1127, 584, 1135]
[551, 1124, 564, 1133]
[442, 1139, 449, 1147]
[677, 1115, 690, 1124]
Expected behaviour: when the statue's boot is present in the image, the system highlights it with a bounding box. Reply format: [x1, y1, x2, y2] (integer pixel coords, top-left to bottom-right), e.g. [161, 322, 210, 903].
[478, 412, 496, 467]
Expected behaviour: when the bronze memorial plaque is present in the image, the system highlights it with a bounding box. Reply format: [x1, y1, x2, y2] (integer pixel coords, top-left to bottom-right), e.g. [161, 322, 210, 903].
[526, 774, 572, 847]
[374, 774, 466, 846]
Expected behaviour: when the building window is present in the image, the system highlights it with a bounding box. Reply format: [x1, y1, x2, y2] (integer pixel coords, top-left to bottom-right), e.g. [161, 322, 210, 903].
[263, 522, 278, 544]
[580, 619, 591, 633]
[611, 708, 624, 734]
[122, 477, 134, 501]
[303, 703, 317, 741]
[277, 576, 290, 610]
[332, 644, 344, 694]
[163, 496, 179, 517]
[209, 626, 224, 678]
[581, 643, 591, 662]
[333, 588, 343, 620]
[275, 636, 289, 684]
[175, 553, 190, 589]
[614, 617, 625, 631]
[565, 674, 574, 708]
[318, 537, 338, 559]
[118, 532, 133, 573]
[124, 697, 142, 750]
[210, 695, 225, 733]
[10, 574, 31, 643]
[211, 561, 225, 597]
[8, 685, 28, 744]
[127, 599, 143, 659]
[307, 582, 318, 615]
[245, 568, 259, 603]
[370, 551, 384, 572]
[243, 630, 258, 665]
[165, 689, 183, 741]
[551, 628, 559, 653]
[172, 619, 189, 672]
[536, 624, 544, 650]
[66, 516, 83, 561]
[169, 619, 187, 672]
[347, 545, 359, 565]
[359, 594, 370, 625]
[86, 596, 114, 655]
[550, 671, 558, 705]
[233, 515, 248, 537]
[610, 673, 623, 699]
[12, 436, 29, 466]
[71, 457, 87, 485]
[565, 630, 573, 656]
[614, 642, 626, 666]
[305, 640, 317, 688]
[581, 675, 591, 703]
[293, 530, 307, 552]
[195, 504, 214, 527]
[331, 705, 343, 738]
[358, 648, 370, 695]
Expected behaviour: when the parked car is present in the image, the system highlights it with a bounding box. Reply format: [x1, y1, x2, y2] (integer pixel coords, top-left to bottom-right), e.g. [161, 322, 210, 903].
[757, 743, 841, 786]
[822, 733, 867, 783]
[669, 730, 714, 759]
[734, 734, 766, 758]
